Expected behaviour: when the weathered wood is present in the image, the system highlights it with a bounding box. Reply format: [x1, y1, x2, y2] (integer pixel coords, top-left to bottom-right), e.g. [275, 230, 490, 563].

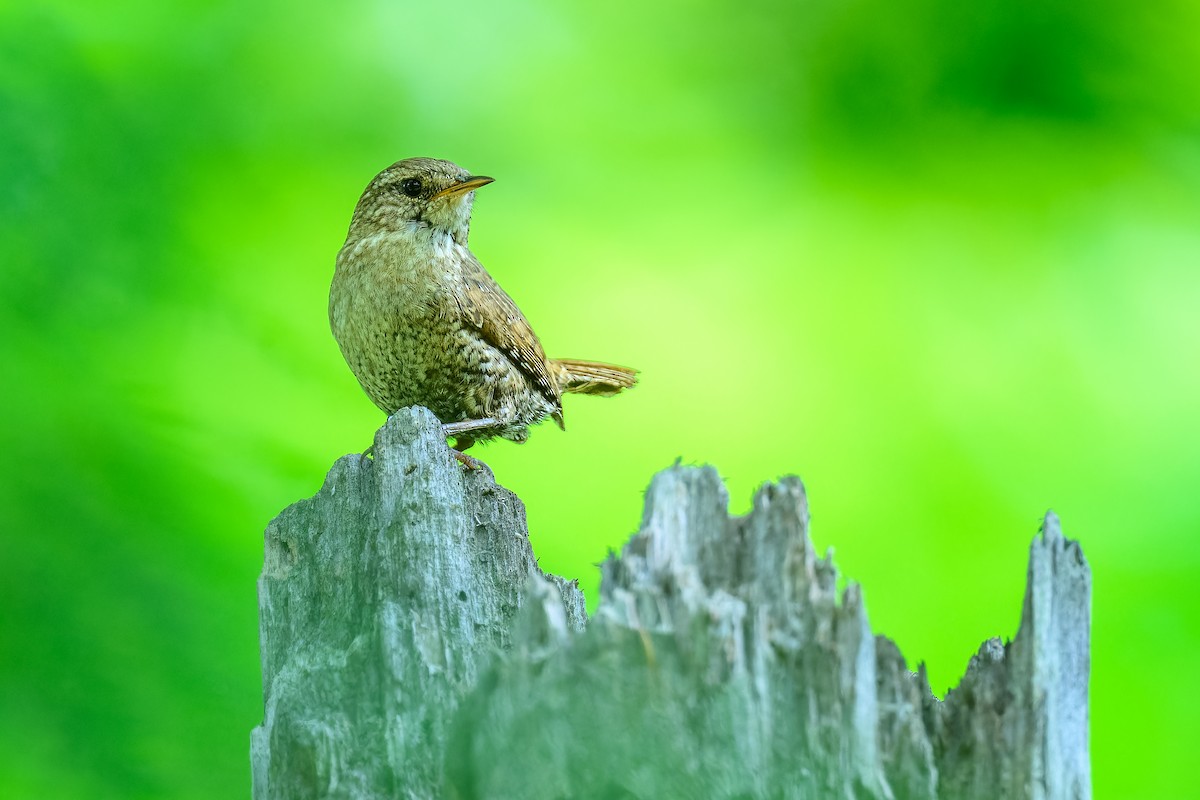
[931, 511, 1091, 800]
[252, 408, 1091, 799]
[250, 408, 585, 800]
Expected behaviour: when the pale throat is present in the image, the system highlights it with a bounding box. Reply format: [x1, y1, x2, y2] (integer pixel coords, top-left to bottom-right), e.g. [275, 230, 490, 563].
[425, 194, 474, 245]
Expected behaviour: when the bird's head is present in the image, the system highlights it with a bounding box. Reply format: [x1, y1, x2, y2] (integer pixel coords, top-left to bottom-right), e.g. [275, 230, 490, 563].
[347, 157, 494, 244]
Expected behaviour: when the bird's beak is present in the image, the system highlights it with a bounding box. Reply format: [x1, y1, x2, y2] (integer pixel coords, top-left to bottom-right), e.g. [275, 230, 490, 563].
[431, 175, 495, 201]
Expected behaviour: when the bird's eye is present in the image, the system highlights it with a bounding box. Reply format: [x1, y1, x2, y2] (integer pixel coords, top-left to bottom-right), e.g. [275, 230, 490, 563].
[399, 178, 423, 198]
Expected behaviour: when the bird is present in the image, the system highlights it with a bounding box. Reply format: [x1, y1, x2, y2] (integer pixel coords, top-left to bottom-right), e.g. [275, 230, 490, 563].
[329, 157, 638, 456]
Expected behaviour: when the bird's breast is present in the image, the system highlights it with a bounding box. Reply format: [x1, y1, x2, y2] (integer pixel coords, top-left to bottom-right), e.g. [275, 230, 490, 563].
[333, 229, 469, 315]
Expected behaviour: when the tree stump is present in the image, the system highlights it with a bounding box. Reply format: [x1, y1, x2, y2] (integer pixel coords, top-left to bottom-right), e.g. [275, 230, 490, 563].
[252, 407, 1090, 799]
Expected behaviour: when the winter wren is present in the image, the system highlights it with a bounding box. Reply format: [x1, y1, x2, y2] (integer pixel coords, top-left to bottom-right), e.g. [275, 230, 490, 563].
[329, 157, 638, 450]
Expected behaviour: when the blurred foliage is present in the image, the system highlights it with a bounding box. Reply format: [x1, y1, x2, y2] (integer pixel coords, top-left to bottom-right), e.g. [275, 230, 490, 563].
[1, 0, 1197, 797]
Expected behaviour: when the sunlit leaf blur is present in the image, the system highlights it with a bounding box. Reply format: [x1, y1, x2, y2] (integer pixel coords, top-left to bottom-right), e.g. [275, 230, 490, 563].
[2, 1, 1197, 797]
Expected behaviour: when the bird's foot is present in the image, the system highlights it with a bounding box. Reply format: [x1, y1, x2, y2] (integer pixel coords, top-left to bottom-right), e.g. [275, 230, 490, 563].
[449, 448, 482, 470]
[442, 418, 503, 469]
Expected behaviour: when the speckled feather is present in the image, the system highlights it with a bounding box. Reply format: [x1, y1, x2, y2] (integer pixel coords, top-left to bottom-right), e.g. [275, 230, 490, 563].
[453, 251, 559, 411]
[329, 157, 637, 447]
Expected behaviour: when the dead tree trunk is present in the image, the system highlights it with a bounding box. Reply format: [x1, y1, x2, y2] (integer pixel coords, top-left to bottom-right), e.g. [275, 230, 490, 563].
[251, 408, 1090, 800]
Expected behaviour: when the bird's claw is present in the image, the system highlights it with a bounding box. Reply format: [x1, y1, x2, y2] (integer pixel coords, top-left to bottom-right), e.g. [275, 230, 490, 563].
[449, 448, 482, 470]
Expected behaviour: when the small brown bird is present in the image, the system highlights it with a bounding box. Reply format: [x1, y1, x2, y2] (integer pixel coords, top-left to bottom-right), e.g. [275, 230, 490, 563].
[329, 157, 637, 452]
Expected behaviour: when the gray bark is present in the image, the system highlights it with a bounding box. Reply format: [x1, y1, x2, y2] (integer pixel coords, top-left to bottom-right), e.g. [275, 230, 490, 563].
[252, 407, 1090, 800]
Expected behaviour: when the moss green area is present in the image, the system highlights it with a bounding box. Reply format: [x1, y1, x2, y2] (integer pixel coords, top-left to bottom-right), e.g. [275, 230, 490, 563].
[2, 1, 1197, 797]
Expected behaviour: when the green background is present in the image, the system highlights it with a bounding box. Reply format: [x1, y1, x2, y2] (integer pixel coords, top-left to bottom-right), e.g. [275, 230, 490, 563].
[2, 1, 1197, 796]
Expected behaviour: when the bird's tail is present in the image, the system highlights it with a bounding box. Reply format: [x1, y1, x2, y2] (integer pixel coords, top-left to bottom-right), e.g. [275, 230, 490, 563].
[553, 359, 639, 396]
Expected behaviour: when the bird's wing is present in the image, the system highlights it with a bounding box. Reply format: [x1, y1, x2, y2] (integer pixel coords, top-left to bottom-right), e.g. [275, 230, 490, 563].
[454, 253, 561, 408]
